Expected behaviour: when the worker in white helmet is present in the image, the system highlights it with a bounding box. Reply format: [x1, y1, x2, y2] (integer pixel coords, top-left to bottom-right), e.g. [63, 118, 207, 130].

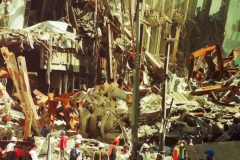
[139, 143, 150, 160]
[94, 143, 109, 160]
[5, 137, 17, 160]
[116, 144, 130, 160]
[70, 139, 83, 160]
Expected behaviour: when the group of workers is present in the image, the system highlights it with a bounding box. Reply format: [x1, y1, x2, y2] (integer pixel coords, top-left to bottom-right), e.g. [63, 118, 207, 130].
[50, 129, 216, 160]
[2, 129, 215, 160]
[2, 136, 38, 160]
[68, 137, 150, 160]
[69, 138, 131, 160]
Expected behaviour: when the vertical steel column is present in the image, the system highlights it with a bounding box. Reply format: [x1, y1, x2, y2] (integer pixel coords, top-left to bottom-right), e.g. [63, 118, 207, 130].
[131, 0, 142, 159]
[94, 0, 98, 85]
[159, 35, 171, 160]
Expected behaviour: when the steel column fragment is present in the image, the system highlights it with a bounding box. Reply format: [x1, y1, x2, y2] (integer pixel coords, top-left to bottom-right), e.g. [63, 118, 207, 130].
[93, 0, 98, 85]
[158, 35, 178, 160]
[131, 0, 142, 159]
[1, 47, 41, 139]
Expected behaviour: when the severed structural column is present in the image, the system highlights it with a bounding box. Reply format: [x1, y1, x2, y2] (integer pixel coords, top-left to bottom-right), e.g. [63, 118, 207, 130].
[131, 0, 142, 159]
[1, 47, 40, 139]
[158, 36, 178, 160]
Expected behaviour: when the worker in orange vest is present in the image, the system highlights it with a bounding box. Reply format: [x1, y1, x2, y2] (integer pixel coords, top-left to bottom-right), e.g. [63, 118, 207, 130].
[108, 138, 120, 160]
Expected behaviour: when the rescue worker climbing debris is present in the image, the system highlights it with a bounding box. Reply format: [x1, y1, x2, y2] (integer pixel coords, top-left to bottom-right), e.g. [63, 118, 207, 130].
[59, 130, 68, 160]
[94, 143, 109, 160]
[108, 138, 120, 160]
[139, 143, 150, 160]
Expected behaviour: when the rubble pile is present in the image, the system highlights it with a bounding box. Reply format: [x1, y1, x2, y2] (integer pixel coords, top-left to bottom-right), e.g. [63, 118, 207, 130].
[0, 0, 239, 159]
[0, 45, 239, 158]
[0, 21, 77, 49]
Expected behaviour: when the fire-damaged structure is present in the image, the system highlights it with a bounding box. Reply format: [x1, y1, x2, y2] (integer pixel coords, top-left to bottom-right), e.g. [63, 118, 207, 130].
[0, 0, 239, 160]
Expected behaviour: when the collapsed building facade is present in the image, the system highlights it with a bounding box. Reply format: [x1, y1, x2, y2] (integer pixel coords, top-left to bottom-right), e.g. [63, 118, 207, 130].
[0, 0, 239, 159]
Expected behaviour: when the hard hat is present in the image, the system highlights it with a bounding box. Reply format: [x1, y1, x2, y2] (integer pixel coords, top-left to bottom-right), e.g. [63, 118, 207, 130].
[113, 138, 120, 143]
[10, 137, 17, 141]
[76, 134, 83, 139]
[204, 149, 214, 157]
[61, 130, 66, 134]
[75, 139, 81, 144]
[142, 143, 150, 149]
[98, 143, 105, 148]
